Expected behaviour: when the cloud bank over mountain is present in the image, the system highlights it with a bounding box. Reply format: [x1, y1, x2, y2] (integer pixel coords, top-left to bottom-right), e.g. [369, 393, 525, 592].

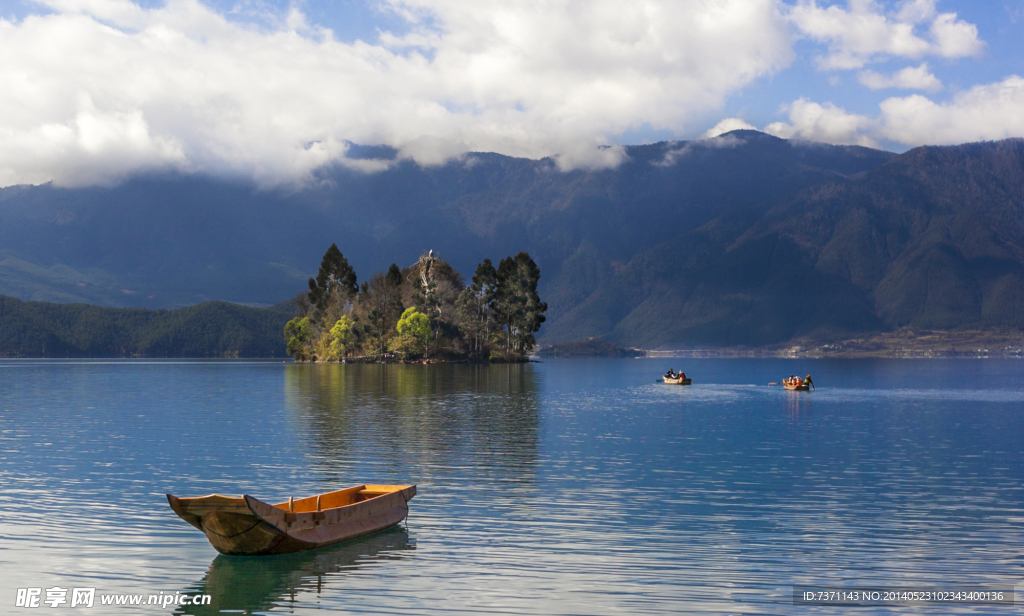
[763, 76, 1024, 147]
[0, 0, 792, 186]
[0, 0, 1019, 187]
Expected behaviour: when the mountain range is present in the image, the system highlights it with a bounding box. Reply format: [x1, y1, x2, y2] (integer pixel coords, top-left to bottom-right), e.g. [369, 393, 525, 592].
[2, 130, 1022, 349]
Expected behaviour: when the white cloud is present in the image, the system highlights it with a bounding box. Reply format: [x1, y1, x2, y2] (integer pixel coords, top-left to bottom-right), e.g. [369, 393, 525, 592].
[0, 0, 794, 187]
[701, 117, 757, 139]
[764, 98, 878, 146]
[765, 75, 1024, 149]
[858, 63, 942, 91]
[929, 10, 983, 58]
[788, 0, 983, 70]
[895, 0, 937, 24]
[656, 131, 749, 167]
[879, 75, 1024, 145]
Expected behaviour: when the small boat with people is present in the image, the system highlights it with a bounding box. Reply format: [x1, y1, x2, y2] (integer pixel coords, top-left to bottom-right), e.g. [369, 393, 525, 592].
[783, 374, 814, 391]
[167, 484, 416, 555]
[663, 369, 692, 385]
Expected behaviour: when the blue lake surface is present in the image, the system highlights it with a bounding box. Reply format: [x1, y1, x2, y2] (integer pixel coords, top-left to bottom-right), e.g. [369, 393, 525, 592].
[1, 358, 1023, 614]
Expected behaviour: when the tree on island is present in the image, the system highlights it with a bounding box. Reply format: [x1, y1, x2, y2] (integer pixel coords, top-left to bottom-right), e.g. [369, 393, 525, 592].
[284, 243, 360, 362]
[456, 259, 498, 361]
[307, 243, 358, 318]
[355, 264, 404, 356]
[389, 307, 431, 358]
[284, 316, 311, 361]
[284, 244, 546, 362]
[328, 315, 355, 358]
[494, 252, 547, 358]
[410, 251, 464, 358]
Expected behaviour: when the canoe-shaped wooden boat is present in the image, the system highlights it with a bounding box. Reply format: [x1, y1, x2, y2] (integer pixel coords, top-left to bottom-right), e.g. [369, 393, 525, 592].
[783, 379, 810, 391]
[167, 484, 415, 556]
[663, 376, 692, 385]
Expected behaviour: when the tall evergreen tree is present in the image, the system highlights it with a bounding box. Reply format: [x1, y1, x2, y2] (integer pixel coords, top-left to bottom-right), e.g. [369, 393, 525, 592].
[307, 243, 358, 320]
[457, 258, 498, 359]
[514, 252, 547, 354]
[494, 256, 522, 356]
[494, 252, 546, 358]
[386, 263, 403, 288]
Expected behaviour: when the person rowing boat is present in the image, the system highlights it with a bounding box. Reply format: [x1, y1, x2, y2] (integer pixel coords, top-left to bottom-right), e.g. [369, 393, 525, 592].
[662, 369, 691, 385]
[782, 374, 813, 391]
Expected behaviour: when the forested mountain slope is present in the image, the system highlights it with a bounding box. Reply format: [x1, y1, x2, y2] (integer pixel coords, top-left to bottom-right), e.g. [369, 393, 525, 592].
[0, 296, 295, 357]
[0, 131, 890, 336]
[13, 132, 1024, 349]
[544, 138, 1024, 347]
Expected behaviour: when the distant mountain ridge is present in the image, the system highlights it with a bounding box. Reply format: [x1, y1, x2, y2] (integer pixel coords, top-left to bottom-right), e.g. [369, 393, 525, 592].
[3, 131, 1022, 349]
[0, 295, 294, 357]
[554, 137, 1024, 348]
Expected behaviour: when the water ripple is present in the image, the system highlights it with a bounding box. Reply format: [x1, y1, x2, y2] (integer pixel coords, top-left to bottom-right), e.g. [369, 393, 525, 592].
[0, 360, 1022, 614]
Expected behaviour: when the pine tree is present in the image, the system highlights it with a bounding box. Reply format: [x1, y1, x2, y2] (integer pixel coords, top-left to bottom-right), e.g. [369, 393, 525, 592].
[307, 243, 358, 321]
[493, 252, 546, 358]
[386, 263, 403, 288]
[512, 251, 547, 355]
[457, 259, 498, 360]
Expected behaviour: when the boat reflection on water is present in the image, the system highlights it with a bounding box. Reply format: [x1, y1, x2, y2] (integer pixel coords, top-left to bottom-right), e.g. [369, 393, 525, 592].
[174, 527, 413, 616]
[785, 389, 812, 421]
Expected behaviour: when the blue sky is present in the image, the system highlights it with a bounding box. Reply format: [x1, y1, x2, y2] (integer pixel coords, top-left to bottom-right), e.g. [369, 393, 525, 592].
[0, 0, 1021, 186]
[740, 2, 1023, 138]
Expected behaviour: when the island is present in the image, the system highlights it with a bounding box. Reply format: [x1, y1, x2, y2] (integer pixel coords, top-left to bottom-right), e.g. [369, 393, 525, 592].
[284, 245, 547, 363]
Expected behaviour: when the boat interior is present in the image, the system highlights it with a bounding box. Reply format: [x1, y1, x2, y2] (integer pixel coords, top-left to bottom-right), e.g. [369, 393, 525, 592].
[171, 484, 412, 517]
[271, 485, 401, 513]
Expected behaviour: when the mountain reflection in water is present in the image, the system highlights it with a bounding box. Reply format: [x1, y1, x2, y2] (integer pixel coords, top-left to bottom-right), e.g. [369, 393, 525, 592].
[176, 528, 413, 616]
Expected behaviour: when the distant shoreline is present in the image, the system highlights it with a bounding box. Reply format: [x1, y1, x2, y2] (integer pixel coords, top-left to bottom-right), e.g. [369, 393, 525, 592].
[645, 349, 1023, 359]
[531, 329, 1024, 359]
[646, 328, 1024, 359]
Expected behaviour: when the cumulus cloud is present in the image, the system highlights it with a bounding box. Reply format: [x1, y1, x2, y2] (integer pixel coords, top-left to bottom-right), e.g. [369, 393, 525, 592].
[701, 117, 757, 139]
[0, 0, 794, 187]
[879, 75, 1024, 145]
[788, 0, 983, 70]
[764, 98, 878, 146]
[928, 9, 984, 58]
[858, 62, 942, 91]
[766, 75, 1024, 149]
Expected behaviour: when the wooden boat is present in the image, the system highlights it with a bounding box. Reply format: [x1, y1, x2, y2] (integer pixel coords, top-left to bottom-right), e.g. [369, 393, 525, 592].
[663, 375, 692, 385]
[167, 484, 416, 556]
[783, 378, 810, 391]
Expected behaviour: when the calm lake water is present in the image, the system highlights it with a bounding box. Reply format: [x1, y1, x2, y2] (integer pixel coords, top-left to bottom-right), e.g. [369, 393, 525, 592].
[1, 358, 1023, 614]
